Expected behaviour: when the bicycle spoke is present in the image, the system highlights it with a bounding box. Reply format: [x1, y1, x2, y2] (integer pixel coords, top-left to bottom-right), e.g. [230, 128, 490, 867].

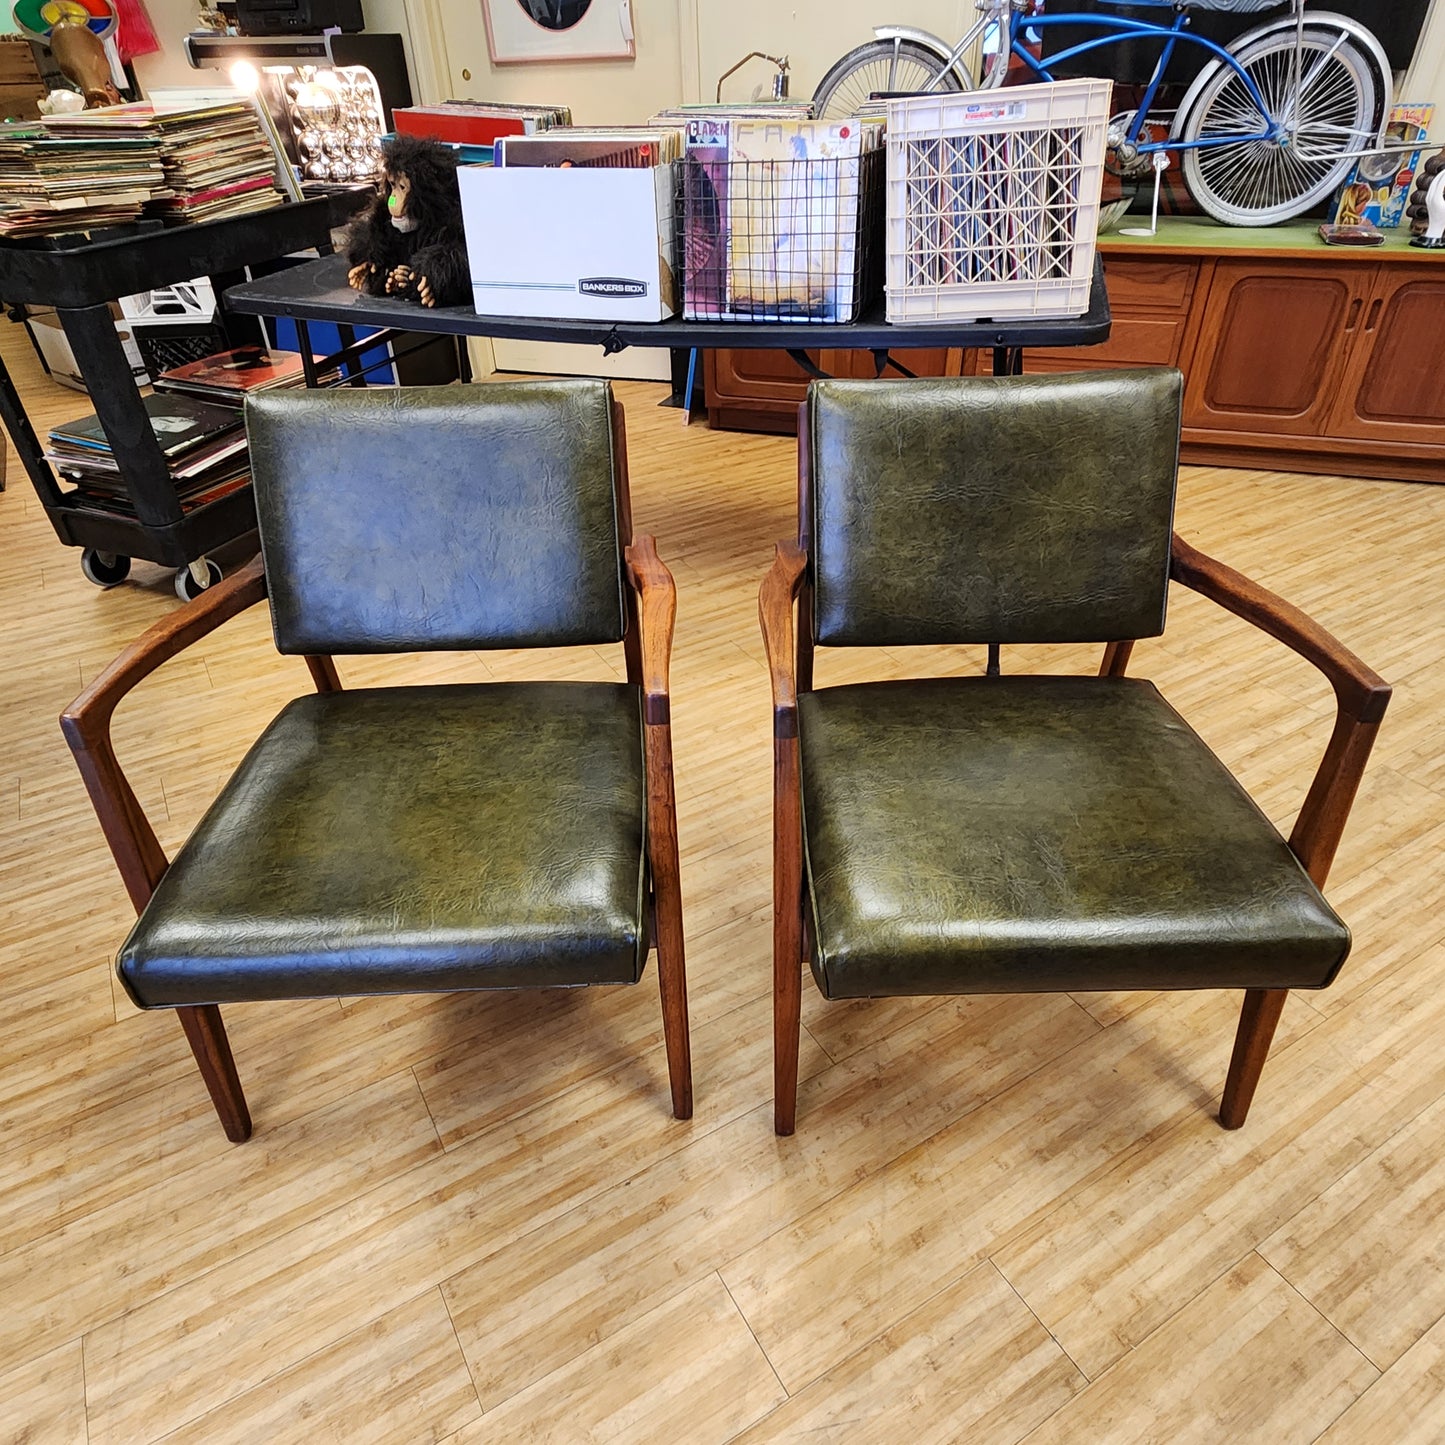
[1287, 33, 1348, 122]
[1184, 26, 1374, 223]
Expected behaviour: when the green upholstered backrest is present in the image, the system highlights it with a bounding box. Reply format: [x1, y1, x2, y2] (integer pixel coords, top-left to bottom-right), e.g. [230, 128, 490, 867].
[807, 369, 1183, 646]
[246, 380, 627, 654]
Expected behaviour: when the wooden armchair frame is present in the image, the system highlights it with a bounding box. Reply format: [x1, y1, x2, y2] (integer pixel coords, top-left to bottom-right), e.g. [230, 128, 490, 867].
[62, 399, 691, 1142]
[762, 400, 1389, 1137]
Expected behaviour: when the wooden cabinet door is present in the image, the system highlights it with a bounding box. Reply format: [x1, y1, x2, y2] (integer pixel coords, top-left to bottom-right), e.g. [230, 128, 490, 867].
[1326, 265, 1445, 447]
[705, 347, 812, 407]
[1183, 260, 1373, 437]
[829, 347, 961, 380]
[705, 346, 962, 433]
[704, 347, 815, 433]
[1027, 256, 1198, 373]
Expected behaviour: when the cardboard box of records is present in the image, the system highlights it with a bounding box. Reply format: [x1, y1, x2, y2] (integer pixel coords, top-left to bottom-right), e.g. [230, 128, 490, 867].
[459, 126, 682, 323]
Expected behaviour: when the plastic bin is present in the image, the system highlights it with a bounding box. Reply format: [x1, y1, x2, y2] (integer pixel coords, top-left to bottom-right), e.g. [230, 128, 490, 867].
[885, 78, 1111, 324]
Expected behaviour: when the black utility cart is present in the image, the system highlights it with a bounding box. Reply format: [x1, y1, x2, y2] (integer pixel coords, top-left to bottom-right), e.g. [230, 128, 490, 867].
[0, 197, 346, 598]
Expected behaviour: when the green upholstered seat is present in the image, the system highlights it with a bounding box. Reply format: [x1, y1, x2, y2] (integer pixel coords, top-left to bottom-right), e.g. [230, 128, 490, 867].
[118, 681, 647, 1008]
[799, 676, 1349, 1000]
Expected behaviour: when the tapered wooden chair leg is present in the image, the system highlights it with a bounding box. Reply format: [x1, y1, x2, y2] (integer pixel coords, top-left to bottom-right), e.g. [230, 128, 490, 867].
[1220, 987, 1289, 1130]
[177, 1004, 252, 1142]
[774, 946, 802, 1137]
[773, 878, 804, 1136]
[653, 882, 693, 1120]
[772, 729, 805, 1136]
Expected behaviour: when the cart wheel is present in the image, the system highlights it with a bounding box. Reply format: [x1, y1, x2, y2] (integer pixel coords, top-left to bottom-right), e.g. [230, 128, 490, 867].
[80, 549, 131, 587]
[175, 558, 222, 602]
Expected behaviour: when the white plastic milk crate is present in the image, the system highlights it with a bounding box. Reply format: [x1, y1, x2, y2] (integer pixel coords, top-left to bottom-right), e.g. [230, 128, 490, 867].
[885, 77, 1111, 324]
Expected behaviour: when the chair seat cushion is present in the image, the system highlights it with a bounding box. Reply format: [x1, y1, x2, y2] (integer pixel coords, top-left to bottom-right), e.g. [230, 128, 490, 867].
[118, 682, 647, 1007]
[799, 677, 1349, 999]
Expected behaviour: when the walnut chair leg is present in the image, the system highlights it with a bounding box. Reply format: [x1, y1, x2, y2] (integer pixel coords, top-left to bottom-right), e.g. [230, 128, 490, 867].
[773, 882, 804, 1138]
[177, 1004, 252, 1142]
[653, 883, 693, 1121]
[774, 954, 802, 1137]
[1220, 988, 1289, 1130]
[773, 724, 807, 1135]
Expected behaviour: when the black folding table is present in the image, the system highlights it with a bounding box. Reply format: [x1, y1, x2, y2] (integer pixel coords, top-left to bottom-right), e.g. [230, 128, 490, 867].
[225, 252, 1112, 388]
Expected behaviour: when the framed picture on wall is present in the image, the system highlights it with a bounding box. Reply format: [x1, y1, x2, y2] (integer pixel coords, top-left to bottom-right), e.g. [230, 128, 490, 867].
[482, 0, 635, 64]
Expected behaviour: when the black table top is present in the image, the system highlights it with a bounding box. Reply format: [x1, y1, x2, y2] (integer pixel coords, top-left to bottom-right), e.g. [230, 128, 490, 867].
[225, 253, 1112, 353]
[0, 195, 364, 312]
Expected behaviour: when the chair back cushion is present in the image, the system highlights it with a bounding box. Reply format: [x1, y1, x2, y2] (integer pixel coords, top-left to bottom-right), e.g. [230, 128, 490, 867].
[246, 379, 627, 653]
[807, 369, 1182, 646]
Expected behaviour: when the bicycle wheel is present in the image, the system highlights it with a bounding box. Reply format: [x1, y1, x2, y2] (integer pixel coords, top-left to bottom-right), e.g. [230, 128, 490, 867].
[1179, 26, 1378, 226]
[813, 38, 969, 121]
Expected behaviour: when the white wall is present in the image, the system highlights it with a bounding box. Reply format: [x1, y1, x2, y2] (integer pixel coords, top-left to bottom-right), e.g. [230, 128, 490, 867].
[426, 0, 682, 121]
[131, 0, 210, 90]
[1405, 0, 1445, 139]
[694, 0, 977, 103]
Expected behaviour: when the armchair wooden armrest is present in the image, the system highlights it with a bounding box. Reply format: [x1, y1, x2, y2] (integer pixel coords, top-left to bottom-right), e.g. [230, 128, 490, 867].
[59, 556, 270, 913]
[1168, 532, 1391, 887]
[759, 540, 808, 738]
[623, 533, 691, 1119]
[624, 533, 675, 726]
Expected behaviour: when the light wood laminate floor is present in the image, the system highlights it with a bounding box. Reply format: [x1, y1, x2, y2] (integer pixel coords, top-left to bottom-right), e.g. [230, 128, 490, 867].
[1, 318, 1443, 1443]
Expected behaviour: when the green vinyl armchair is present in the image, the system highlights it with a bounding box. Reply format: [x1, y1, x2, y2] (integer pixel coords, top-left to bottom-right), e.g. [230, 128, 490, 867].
[761, 369, 1389, 1136]
[62, 379, 690, 1141]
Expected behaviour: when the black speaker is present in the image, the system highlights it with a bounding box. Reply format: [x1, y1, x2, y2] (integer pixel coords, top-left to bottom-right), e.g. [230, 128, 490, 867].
[235, 0, 364, 35]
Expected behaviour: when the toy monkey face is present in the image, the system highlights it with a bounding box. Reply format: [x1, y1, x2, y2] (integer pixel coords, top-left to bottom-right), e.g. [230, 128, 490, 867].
[385, 170, 413, 222]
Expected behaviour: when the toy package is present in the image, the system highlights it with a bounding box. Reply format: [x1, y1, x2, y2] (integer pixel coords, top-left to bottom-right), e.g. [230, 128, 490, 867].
[1332, 103, 1436, 229]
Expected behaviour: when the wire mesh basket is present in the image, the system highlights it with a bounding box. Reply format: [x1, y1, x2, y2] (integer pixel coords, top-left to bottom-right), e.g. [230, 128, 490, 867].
[682, 140, 884, 323]
[886, 78, 1111, 324]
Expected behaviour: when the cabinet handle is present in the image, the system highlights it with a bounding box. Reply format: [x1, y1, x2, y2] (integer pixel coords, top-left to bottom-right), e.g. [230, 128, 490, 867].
[1344, 298, 1362, 331]
[1364, 298, 1384, 332]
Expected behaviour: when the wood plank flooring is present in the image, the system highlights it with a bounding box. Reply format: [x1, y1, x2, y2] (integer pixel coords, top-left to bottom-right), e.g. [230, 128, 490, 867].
[1, 319, 1442, 1442]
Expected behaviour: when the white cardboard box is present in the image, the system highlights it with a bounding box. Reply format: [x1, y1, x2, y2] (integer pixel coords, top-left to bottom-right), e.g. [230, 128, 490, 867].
[459, 163, 677, 323]
[26, 307, 149, 390]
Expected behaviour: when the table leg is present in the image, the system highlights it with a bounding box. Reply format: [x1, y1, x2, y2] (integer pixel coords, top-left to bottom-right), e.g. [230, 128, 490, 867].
[992, 346, 1023, 377]
[297, 321, 319, 389]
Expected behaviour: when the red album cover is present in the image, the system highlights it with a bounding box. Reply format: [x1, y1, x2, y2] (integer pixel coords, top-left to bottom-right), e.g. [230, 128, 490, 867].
[393, 108, 526, 145]
[158, 346, 308, 393]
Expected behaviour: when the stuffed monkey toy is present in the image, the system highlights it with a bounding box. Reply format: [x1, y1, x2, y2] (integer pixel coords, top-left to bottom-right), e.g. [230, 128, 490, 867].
[344, 134, 470, 308]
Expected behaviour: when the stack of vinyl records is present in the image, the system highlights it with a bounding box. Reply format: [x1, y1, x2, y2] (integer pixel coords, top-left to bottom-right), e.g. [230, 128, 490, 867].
[0, 120, 166, 238]
[38, 101, 285, 225]
[494, 126, 683, 169]
[677, 110, 885, 323]
[392, 100, 572, 146]
[46, 393, 250, 516]
[149, 101, 286, 221]
[151, 344, 311, 406]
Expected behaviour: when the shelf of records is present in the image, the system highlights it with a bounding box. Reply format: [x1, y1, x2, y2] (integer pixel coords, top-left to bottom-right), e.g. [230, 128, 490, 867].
[443, 82, 1111, 327]
[43, 343, 319, 521]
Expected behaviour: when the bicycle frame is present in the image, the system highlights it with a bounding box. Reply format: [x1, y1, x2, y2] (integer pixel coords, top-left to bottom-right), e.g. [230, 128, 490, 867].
[916, 0, 1345, 157]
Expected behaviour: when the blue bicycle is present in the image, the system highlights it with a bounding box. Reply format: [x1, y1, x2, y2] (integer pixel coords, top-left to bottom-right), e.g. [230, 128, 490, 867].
[813, 0, 1391, 226]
